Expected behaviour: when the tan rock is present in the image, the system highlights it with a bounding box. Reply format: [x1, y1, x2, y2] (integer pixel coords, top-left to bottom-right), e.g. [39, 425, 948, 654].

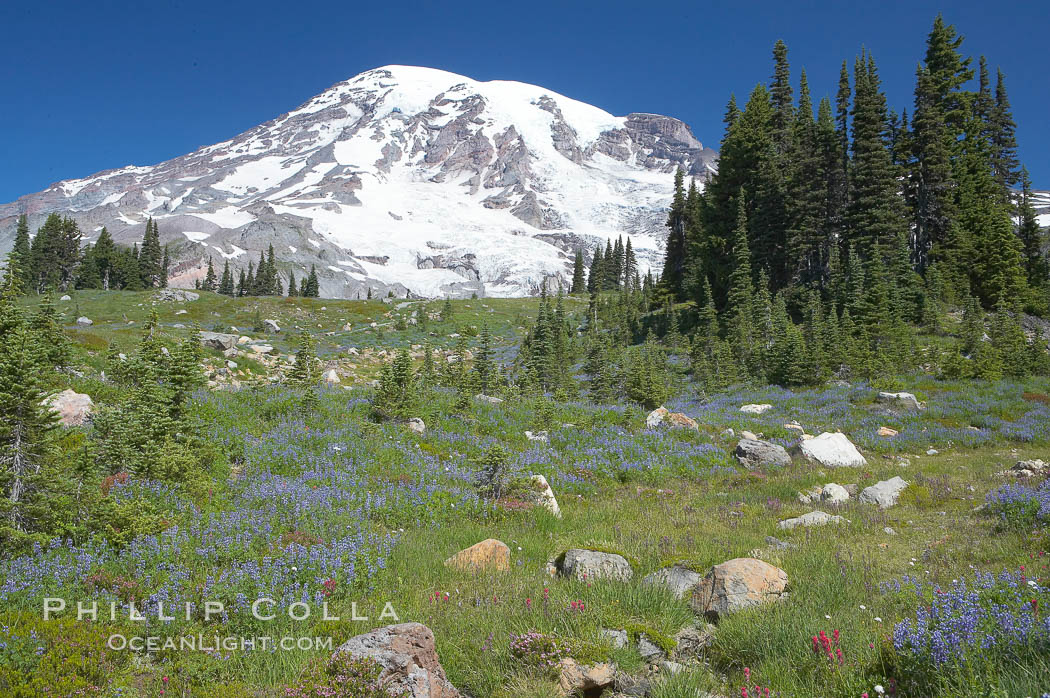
[444, 539, 510, 573]
[42, 389, 94, 427]
[558, 658, 615, 696]
[665, 412, 699, 430]
[878, 426, 898, 437]
[692, 557, 789, 618]
[336, 623, 460, 697]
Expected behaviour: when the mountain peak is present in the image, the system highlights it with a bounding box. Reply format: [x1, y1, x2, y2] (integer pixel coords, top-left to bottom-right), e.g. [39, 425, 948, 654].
[0, 66, 717, 298]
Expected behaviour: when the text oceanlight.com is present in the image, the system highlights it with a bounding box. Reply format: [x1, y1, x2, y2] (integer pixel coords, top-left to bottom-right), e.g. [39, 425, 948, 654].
[106, 635, 335, 652]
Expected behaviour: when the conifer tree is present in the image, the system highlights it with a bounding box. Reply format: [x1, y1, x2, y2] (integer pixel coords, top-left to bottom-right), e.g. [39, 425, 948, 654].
[218, 260, 234, 296]
[587, 243, 604, 294]
[726, 195, 755, 366]
[570, 249, 586, 294]
[1017, 167, 1047, 288]
[287, 272, 298, 297]
[202, 257, 217, 292]
[11, 215, 31, 292]
[989, 67, 1020, 193]
[473, 322, 495, 395]
[662, 169, 688, 298]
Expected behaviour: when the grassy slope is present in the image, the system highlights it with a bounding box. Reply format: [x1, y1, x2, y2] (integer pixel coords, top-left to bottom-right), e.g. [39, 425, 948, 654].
[4, 289, 1049, 698]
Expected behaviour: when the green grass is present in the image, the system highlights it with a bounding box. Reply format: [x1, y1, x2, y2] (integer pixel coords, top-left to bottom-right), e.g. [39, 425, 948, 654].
[5, 290, 1050, 697]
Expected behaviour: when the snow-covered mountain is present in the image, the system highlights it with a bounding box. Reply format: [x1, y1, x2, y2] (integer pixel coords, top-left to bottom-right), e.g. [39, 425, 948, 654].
[0, 65, 717, 297]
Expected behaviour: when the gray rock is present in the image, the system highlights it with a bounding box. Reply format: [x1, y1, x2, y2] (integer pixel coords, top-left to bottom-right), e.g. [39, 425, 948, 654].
[765, 536, 795, 550]
[739, 403, 772, 414]
[527, 474, 560, 518]
[884, 527, 897, 535]
[672, 624, 715, 660]
[59, 294, 71, 301]
[263, 319, 281, 333]
[76, 316, 93, 327]
[199, 331, 239, 350]
[475, 394, 503, 405]
[642, 565, 704, 599]
[692, 558, 789, 618]
[820, 483, 850, 504]
[777, 510, 846, 530]
[659, 660, 686, 675]
[637, 635, 665, 662]
[877, 391, 924, 410]
[404, 418, 426, 435]
[735, 438, 791, 468]
[600, 628, 628, 649]
[859, 476, 908, 509]
[336, 622, 460, 698]
[524, 430, 548, 443]
[560, 549, 633, 583]
[799, 432, 867, 467]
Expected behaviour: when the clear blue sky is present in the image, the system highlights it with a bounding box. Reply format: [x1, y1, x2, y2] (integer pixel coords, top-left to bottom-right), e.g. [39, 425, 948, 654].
[1, 0, 1047, 204]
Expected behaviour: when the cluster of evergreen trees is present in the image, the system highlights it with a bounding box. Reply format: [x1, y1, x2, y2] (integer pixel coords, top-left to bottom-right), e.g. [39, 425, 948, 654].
[0, 246, 210, 552]
[569, 236, 644, 294]
[10, 214, 171, 294]
[640, 15, 1050, 389]
[202, 248, 319, 299]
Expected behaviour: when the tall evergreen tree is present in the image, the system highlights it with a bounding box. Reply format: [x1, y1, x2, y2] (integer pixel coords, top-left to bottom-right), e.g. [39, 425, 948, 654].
[662, 168, 688, 298]
[570, 249, 585, 294]
[202, 257, 217, 292]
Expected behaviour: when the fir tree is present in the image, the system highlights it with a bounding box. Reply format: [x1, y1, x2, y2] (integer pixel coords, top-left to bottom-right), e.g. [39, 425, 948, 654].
[662, 168, 688, 298]
[570, 249, 586, 294]
[473, 322, 496, 395]
[202, 257, 217, 292]
[218, 261, 234, 296]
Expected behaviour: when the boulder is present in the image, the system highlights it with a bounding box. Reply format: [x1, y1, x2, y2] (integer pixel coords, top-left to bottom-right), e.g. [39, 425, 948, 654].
[777, 510, 846, 530]
[859, 476, 908, 509]
[692, 558, 789, 618]
[59, 294, 71, 301]
[238, 336, 252, 345]
[646, 407, 669, 428]
[444, 539, 510, 573]
[557, 658, 615, 697]
[199, 331, 239, 351]
[323, 369, 340, 384]
[1006, 459, 1047, 477]
[336, 623, 459, 698]
[405, 418, 426, 435]
[877, 391, 924, 410]
[799, 432, 867, 467]
[642, 565, 704, 599]
[739, 403, 772, 414]
[878, 426, 899, 437]
[263, 319, 281, 333]
[560, 549, 633, 583]
[524, 430, 548, 443]
[250, 344, 274, 354]
[475, 394, 504, 405]
[42, 389, 94, 427]
[820, 483, 850, 505]
[735, 438, 791, 469]
[646, 407, 699, 430]
[528, 474, 561, 518]
[76, 316, 93, 327]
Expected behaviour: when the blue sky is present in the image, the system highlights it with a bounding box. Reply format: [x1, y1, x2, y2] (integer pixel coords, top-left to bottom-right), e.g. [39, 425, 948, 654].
[1, 0, 1047, 203]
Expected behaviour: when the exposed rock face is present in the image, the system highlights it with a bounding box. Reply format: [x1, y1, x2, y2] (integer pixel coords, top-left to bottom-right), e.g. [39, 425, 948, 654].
[560, 549, 633, 583]
[444, 539, 510, 573]
[735, 438, 791, 469]
[799, 432, 867, 467]
[693, 558, 789, 618]
[0, 65, 718, 299]
[336, 623, 460, 698]
[42, 389, 94, 426]
[199, 331, 239, 350]
[859, 476, 908, 509]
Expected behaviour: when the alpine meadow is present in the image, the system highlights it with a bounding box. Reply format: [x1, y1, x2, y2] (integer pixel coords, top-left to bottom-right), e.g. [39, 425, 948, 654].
[3, 11, 1050, 698]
